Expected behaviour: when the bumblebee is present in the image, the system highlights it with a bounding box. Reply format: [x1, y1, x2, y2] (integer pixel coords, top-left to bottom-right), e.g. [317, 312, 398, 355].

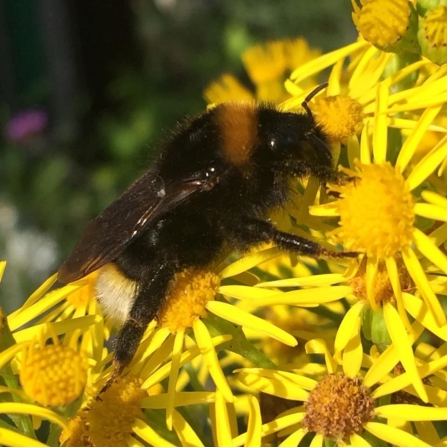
[58, 84, 355, 390]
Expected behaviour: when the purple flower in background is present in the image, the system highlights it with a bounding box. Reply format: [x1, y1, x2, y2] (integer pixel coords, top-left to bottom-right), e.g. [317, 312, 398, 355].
[5, 109, 48, 142]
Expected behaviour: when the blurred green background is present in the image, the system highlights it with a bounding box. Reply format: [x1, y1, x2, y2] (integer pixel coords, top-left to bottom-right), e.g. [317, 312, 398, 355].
[0, 0, 356, 311]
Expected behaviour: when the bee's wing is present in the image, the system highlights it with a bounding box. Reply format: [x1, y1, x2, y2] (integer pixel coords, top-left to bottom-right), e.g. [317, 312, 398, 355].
[58, 170, 211, 283]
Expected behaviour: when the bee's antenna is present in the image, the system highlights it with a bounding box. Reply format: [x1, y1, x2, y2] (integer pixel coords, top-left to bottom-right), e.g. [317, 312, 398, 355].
[301, 82, 328, 121]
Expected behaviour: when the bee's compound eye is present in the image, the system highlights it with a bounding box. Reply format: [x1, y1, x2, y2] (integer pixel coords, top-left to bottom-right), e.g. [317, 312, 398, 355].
[201, 163, 225, 190]
[206, 166, 216, 178]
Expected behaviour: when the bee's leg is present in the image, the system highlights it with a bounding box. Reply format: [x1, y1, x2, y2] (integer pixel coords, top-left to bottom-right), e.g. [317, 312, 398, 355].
[230, 218, 358, 259]
[100, 262, 175, 394]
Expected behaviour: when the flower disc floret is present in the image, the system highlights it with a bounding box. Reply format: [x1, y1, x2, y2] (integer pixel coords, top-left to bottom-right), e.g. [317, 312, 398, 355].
[330, 162, 415, 258]
[20, 342, 89, 406]
[159, 268, 220, 332]
[303, 374, 374, 440]
[352, 0, 411, 47]
[311, 95, 364, 143]
[418, 6, 447, 64]
[86, 376, 146, 447]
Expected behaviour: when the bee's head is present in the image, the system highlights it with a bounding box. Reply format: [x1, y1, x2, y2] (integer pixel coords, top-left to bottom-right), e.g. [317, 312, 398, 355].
[254, 105, 334, 182]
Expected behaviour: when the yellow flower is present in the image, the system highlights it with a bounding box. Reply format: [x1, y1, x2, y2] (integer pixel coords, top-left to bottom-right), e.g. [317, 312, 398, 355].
[418, 5, 447, 64]
[4, 8, 447, 443]
[159, 268, 220, 332]
[302, 374, 374, 439]
[0, 318, 70, 446]
[309, 95, 365, 145]
[8, 272, 107, 348]
[204, 37, 321, 104]
[203, 73, 254, 104]
[87, 376, 146, 447]
[352, 0, 412, 48]
[19, 332, 89, 407]
[119, 258, 299, 431]
[283, 39, 447, 170]
[0, 261, 6, 281]
[6, 272, 109, 399]
[330, 162, 415, 258]
[234, 340, 447, 446]
[316, 99, 447, 307]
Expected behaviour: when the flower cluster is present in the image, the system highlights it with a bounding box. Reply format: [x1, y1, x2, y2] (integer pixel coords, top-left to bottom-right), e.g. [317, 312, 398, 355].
[2, 1, 447, 446]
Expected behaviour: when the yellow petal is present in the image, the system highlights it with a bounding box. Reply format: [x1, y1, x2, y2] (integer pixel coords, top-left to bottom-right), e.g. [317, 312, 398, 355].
[347, 134, 361, 168]
[236, 369, 311, 401]
[396, 105, 442, 174]
[245, 395, 262, 447]
[219, 247, 281, 279]
[403, 292, 447, 340]
[364, 421, 432, 447]
[0, 262, 6, 282]
[276, 286, 352, 306]
[334, 301, 364, 353]
[142, 334, 231, 390]
[0, 428, 48, 447]
[350, 432, 373, 447]
[172, 409, 205, 447]
[359, 121, 372, 165]
[132, 418, 177, 447]
[214, 390, 233, 446]
[365, 257, 379, 311]
[255, 273, 345, 288]
[166, 330, 184, 431]
[343, 331, 363, 378]
[15, 273, 58, 312]
[142, 391, 215, 409]
[352, 50, 392, 102]
[372, 373, 411, 399]
[402, 248, 446, 326]
[382, 302, 427, 402]
[228, 285, 351, 308]
[372, 81, 389, 164]
[407, 133, 447, 191]
[413, 421, 440, 446]
[218, 285, 280, 301]
[193, 319, 234, 402]
[363, 322, 424, 390]
[206, 301, 297, 347]
[385, 256, 412, 332]
[278, 429, 307, 447]
[414, 227, 447, 275]
[8, 283, 83, 331]
[290, 41, 368, 84]
[0, 343, 28, 370]
[13, 315, 101, 343]
[421, 190, 447, 209]
[327, 58, 343, 95]
[375, 404, 447, 421]
[309, 433, 324, 447]
[309, 204, 340, 217]
[242, 368, 316, 390]
[228, 286, 352, 307]
[414, 203, 447, 222]
[0, 403, 68, 431]
[305, 339, 338, 374]
[139, 332, 176, 381]
[232, 414, 305, 447]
